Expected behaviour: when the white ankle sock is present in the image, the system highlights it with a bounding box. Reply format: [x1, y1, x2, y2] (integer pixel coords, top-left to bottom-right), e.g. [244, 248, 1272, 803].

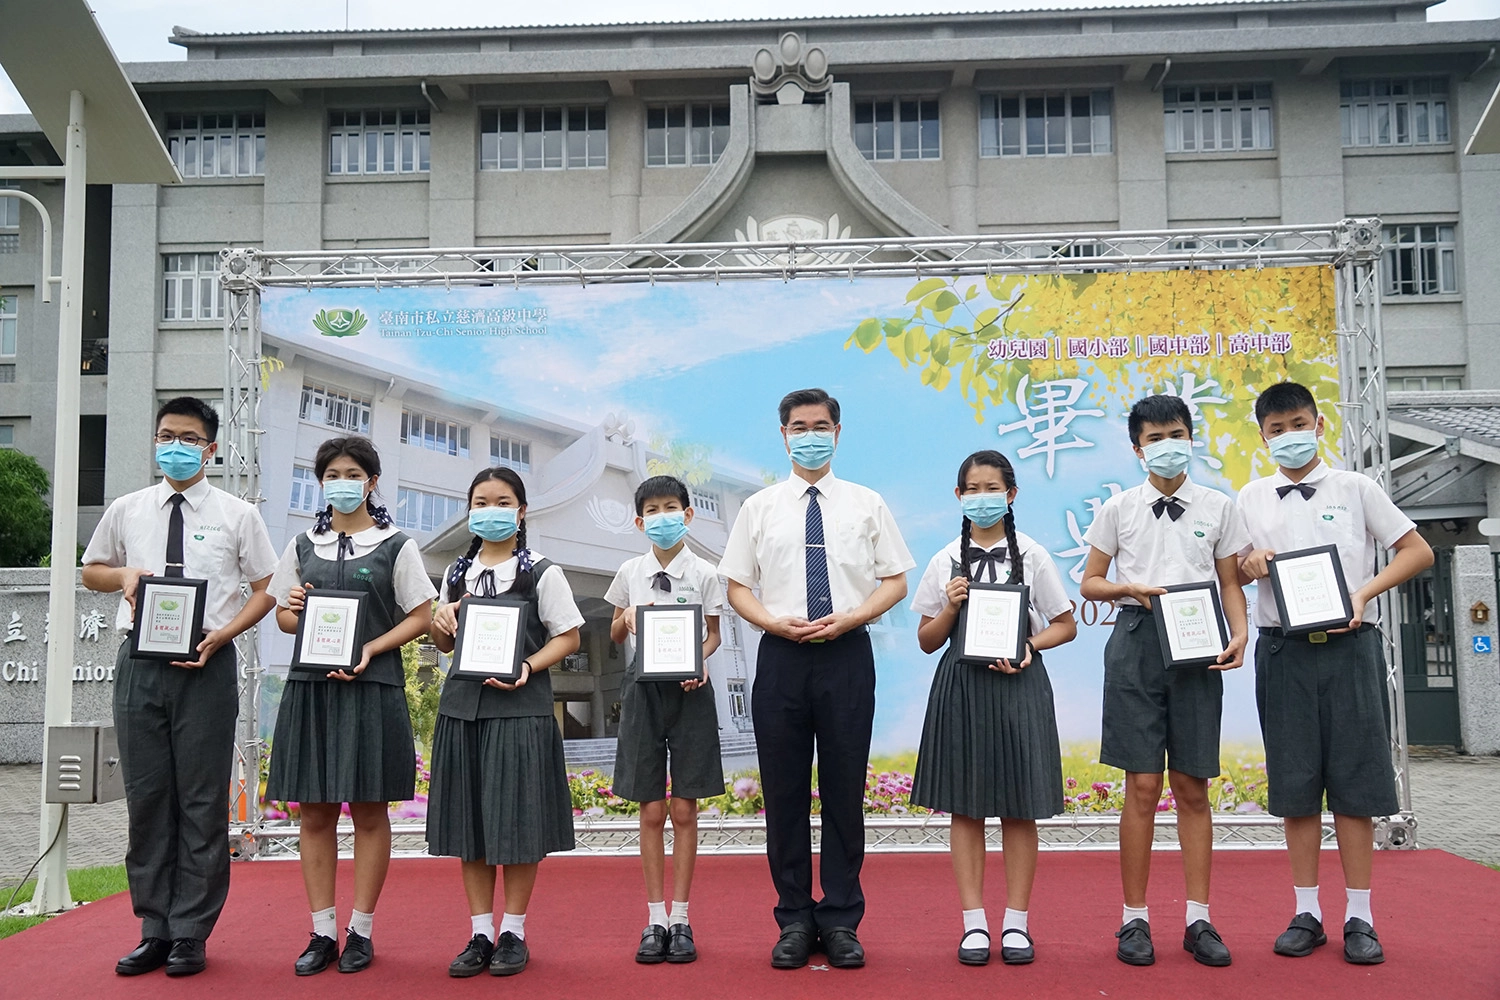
[1122, 904, 1149, 927]
[1294, 885, 1322, 922]
[669, 900, 690, 926]
[647, 901, 668, 928]
[499, 912, 527, 941]
[960, 907, 988, 948]
[311, 906, 337, 941]
[1001, 908, 1029, 949]
[1185, 900, 1210, 927]
[470, 912, 494, 943]
[348, 909, 373, 939]
[1345, 888, 1373, 927]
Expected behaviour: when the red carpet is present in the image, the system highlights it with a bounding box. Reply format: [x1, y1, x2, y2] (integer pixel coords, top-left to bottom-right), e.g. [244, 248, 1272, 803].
[4, 849, 1498, 999]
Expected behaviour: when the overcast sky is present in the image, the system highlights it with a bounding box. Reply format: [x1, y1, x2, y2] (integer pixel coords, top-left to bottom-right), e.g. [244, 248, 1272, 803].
[3, 0, 1497, 115]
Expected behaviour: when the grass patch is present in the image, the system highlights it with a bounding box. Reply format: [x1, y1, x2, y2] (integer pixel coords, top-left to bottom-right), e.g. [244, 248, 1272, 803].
[0, 865, 128, 940]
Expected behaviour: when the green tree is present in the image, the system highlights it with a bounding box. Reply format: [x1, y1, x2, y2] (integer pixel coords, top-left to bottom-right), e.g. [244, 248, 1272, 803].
[0, 449, 51, 567]
[646, 436, 714, 486]
[403, 639, 444, 755]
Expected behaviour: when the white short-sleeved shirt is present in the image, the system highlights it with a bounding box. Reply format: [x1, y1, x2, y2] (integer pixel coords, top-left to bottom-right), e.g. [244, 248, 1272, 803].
[447, 550, 585, 639]
[82, 478, 279, 631]
[1237, 461, 1416, 628]
[911, 531, 1073, 635]
[268, 525, 437, 614]
[718, 471, 916, 621]
[1083, 477, 1250, 606]
[605, 546, 726, 661]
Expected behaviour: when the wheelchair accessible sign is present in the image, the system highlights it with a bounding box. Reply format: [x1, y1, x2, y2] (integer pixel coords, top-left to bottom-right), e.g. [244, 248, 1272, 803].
[1474, 636, 1492, 654]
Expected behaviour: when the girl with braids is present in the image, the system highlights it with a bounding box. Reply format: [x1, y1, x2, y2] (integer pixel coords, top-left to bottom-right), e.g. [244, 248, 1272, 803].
[266, 436, 436, 976]
[908, 449, 1077, 968]
[426, 467, 582, 979]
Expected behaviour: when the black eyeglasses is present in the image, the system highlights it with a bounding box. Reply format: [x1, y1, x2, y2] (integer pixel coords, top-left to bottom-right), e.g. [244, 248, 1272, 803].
[154, 432, 209, 448]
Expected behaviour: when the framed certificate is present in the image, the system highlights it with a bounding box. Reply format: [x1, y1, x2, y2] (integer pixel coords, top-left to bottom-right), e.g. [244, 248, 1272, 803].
[956, 582, 1029, 665]
[451, 596, 529, 681]
[1268, 544, 1355, 636]
[635, 604, 704, 683]
[1153, 581, 1229, 669]
[291, 590, 367, 673]
[129, 576, 208, 661]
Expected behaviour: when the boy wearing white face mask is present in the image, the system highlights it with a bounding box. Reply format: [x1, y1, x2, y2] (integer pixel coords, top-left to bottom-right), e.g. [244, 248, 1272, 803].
[605, 475, 727, 964]
[1080, 394, 1250, 969]
[1236, 382, 1431, 967]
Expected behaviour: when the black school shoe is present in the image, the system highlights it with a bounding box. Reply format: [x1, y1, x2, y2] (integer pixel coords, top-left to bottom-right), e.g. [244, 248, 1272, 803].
[636, 924, 669, 964]
[957, 928, 990, 966]
[338, 928, 373, 973]
[821, 927, 866, 968]
[115, 937, 171, 976]
[1343, 918, 1385, 965]
[294, 933, 339, 976]
[1000, 928, 1036, 965]
[1115, 918, 1155, 966]
[448, 934, 495, 977]
[489, 931, 529, 976]
[770, 923, 816, 969]
[1273, 913, 1328, 957]
[164, 938, 206, 977]
[667, 923, 697, 963]
[1183, 920, 1232, 967]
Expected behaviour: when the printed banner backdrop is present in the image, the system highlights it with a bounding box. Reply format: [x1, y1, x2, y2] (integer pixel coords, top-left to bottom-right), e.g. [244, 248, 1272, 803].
[260, 265, 1340, 754]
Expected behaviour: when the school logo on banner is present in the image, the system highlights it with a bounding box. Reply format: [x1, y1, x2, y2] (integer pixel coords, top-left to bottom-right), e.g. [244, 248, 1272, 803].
[313, 308, 367, 338]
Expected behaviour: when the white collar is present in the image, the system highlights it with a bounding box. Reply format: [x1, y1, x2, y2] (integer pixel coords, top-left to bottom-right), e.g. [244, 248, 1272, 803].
[156, 477, 212, 511]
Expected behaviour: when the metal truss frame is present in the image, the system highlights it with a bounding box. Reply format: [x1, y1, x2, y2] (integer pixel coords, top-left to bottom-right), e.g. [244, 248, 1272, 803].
[220, 220, 1408, 858]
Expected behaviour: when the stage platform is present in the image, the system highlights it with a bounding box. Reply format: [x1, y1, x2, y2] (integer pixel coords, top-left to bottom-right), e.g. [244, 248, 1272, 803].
[4, 850, 1497, 999]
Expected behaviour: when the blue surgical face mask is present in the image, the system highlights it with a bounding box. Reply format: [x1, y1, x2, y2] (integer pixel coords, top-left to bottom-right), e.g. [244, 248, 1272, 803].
[960, 493, 1010, 528]
[1141, 438, 1192, 479]
[1269, 428, 1319, 469]
[323, 479, 369, 515]
[468, 506, 519, 542]
[643, 510, 690, 549]
[787, 430, 836, 470]
[155, 442, 206, 482]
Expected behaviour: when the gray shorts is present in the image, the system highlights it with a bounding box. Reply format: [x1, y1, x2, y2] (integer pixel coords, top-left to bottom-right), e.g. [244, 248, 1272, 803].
[611, 675, 725, 803]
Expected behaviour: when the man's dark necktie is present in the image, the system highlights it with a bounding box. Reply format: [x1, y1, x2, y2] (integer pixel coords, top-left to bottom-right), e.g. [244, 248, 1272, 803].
[805, 486, 834, 620]
[970, 547, 1007, 584]
[164, 494, 186, 577]
[1152, 496, 1184, 521]
[1276, 483, 1317, 500]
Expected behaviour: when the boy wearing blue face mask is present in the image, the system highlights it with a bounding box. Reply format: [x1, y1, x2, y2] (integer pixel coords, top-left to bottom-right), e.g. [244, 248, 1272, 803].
[1236, 382, 1431, 966]
[604, 475, 726, 965]
[1080, 394, 1250, 969]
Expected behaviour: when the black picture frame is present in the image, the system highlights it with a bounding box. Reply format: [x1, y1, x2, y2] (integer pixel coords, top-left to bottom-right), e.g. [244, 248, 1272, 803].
[129, 576, 209, 661]
[1268, 543, 1355, 636]
[1152, 580, 1230, 669]
[290, 589, 368, 674]
[634, 603, 705, 683]
[451, 595, 531, 682]
[956, 582, 1029, 665]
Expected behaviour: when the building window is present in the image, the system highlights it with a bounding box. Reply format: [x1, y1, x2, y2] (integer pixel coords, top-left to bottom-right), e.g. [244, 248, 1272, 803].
[299, 380, 372, 434]
[726, 677, 748, 720]
[854, 98, 940, 160]
[401, 409, 471, 457]
[646, 103, 730, 166]
[289, 465, 321, 513]
[1383, 224, 1457, 297]
[328, 110, 430, 175]
[166, 113, 266, 178]
[0, 424, 12, 447]
[490, 435, 532, 472]
[981, 90, 1112, 157]
[1341, 78, 1449, 148]
[0, 295, 15, 357]
[481, 107, 606, 170]
[1388, 374, 1463, 393]
[1163, 84, 1273, 153]
[394, 486, 467, 532]
[689, 486, 720, 520]
[0, 181, 18, 253]
[161, 253, 224, 322]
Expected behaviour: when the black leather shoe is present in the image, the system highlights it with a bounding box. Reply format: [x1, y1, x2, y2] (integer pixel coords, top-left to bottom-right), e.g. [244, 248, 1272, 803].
[338, 928, 373, 973]
[448, 934, 495, 977]
[957, 927, 990, 966]
[821, 926, 865, 968]
[1183, 920, 1232, 967]
[165, 938, 206, 977]
[294, 933, 339, 976]
[1273, 913, 1327, 957]
[636, 924, 669, 964]
[115, 937, 171, 976]
[1343, 917, 1385, 965]
[667, 922, 697, 963]
[770, 923, 816, 969]
[1115, 918, 1154, 966]
[1000, 927, 1036, 965]
[489, 931, 529, 976]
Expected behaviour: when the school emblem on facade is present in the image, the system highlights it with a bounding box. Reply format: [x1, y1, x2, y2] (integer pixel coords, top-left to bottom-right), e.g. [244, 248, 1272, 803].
[733, 214, 853, 267]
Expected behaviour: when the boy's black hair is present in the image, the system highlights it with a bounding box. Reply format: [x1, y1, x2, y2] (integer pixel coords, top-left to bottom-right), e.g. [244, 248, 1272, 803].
[1127, 394, 1193, 447]
[634, 475, 690, 516]
[778, 387, 841, 427]
[1254, 381, 1318, 426]
[447, 466, 535, 603]
[155, 396, 219, 442]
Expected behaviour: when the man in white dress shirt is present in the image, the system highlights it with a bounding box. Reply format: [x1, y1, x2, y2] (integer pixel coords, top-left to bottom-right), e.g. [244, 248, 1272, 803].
[82, 398, 278, 978]
[719, 388, 915, 970]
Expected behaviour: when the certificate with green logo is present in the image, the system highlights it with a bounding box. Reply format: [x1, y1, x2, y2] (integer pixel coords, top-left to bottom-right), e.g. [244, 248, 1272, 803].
[636, 604, 705, 683]
[1153, 581, 1229, 669]
[291, 590, 367, 673]
[130, 576, 208, 661]
[1268, 544, 1354, 636]
[451, 596, 529, 681]
[957, 582, 1029, 665]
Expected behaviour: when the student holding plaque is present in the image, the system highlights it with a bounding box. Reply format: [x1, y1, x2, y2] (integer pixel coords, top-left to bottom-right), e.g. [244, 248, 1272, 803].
[265, 437, 437, 976]
[82, 397, 279, 977]
[605, 475, 727, 965]
[1080, 395, 1250, 969]
[427, 467, 583, 979]
[908, 451, 1077, 967]
[1237, 382, 1433, 966]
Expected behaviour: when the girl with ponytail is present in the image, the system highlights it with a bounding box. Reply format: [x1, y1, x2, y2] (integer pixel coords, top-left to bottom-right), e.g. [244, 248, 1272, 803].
[908, 450, 1078, 968]
[426, 466, 582, 979]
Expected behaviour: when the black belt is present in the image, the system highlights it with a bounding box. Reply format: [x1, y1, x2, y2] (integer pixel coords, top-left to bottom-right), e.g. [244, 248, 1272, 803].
[1259, 623, 1374, 644]
[1117, 605, 1152, 615]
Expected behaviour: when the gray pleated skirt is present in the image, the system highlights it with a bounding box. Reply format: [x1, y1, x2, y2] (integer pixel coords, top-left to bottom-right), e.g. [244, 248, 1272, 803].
[910, 644, 1065, 820]
[426, 714, 576, 865]
[265, 678, 416, 804]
